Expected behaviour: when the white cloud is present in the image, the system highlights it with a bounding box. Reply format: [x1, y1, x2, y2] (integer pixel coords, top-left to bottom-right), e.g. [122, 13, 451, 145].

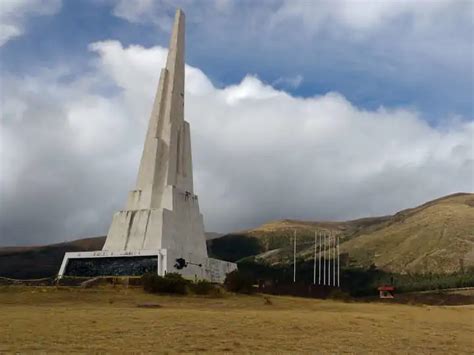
[272, 74, 303, 89]
[0, 0, 61, 47]
[1, 40, 472, 245]
[112, 0, 156, 24]
[221, 75, 283, 105]
[270, 0, 469, 33]
[111, 0, 471, 36]
[112, 0, 233, 30]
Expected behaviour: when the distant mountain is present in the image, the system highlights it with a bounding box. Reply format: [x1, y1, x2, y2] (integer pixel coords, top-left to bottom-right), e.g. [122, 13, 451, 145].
[1, 193, 473, 279]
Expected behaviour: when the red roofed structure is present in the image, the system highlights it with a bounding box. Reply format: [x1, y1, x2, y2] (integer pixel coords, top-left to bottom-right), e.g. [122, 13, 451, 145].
[378, 285, 395, 298]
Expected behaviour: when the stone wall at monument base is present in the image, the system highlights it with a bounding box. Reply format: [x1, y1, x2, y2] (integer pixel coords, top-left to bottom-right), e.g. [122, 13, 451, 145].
[58, 249, 237, 283]
[64, 256, 158, 277]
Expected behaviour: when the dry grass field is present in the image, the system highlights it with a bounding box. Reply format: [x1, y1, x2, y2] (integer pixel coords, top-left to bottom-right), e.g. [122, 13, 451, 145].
[0, 286, 473, 353]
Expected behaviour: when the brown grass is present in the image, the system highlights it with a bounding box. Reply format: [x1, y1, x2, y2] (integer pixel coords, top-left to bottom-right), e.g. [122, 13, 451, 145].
[0, 286, 473, 353]
[224, 193, 474, 274]
[340, 193, 474, 273]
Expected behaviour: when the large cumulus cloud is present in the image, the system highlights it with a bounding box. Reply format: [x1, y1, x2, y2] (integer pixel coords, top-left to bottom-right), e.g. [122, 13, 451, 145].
[0, 41, 472, 245]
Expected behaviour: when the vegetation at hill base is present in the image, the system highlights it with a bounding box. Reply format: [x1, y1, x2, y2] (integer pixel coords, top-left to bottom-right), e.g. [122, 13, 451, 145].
[142, 273, 222, 296]
[237, 258, 474, 297]
[223, 270, 254, 294]
[141, 271, 252, 296]
[142, 273, 189, 295]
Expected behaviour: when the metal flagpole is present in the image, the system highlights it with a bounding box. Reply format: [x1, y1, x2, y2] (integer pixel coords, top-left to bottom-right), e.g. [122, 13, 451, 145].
[330, 232, 333, 286]
[323, 233, 326, 285]
[293, 230, 296, 283]
[328, 233, 332, 286]
[313, 230, 317, 285]
[318, 231, 322, 285]
[333, 233, 336, 286]
[337, 234, 340, 287]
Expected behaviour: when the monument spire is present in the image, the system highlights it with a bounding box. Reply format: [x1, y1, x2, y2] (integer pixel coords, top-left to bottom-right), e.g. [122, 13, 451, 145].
[133, 8, 192, 212]
[58, 9, 237, 282]
[101, 7, 202, 253]
[165, 9, 185, 96]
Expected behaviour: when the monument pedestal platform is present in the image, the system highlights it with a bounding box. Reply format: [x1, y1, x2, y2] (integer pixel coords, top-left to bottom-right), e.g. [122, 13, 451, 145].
[58, 249, 236, 283]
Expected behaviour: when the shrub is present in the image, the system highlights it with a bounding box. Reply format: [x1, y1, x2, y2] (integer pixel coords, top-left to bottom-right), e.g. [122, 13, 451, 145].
[224, 270, 254, 294]
[142, 272, 189, 295]
[189, 279, 215, 295]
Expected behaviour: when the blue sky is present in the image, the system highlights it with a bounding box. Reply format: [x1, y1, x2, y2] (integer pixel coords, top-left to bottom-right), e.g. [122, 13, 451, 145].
[1, 0, 473, 245]
[2, 0, 472, 120]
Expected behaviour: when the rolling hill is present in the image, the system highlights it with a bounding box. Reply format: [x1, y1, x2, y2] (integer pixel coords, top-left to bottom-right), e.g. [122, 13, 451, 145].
[208, 193, 474, 274]
[339, 193, 474, 273]
[1, 193, 473, 278]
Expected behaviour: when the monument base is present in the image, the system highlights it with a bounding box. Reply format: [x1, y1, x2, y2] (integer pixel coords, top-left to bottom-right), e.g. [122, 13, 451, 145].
[58, 249, 237, 283]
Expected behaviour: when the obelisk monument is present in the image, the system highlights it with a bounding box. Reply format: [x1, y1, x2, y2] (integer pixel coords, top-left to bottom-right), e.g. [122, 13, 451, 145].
[58, 9, 236, 282]
[103, 9, 207, 257]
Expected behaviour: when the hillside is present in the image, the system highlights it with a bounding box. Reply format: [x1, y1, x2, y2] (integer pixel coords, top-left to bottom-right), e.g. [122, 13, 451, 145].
[209, 193, 474, 274]
[1, 193, 473, 278]
[339, 193, 474, 273]
[207, 216, 390, 263]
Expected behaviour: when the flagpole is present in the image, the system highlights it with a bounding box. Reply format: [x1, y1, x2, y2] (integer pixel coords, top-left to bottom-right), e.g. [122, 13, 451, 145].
[329, 233, 332, 286]
[293, 230, 296, 283]
[332, 233, 335, 286]
[323, 233, 326, 286]
[337, 234, 340, 287]
[313, 230, 317, 285]
[318, 231, 322, 285]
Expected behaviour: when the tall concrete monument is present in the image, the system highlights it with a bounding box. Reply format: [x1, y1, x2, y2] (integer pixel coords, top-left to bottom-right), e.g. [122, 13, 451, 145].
[59, 9, 236, 282]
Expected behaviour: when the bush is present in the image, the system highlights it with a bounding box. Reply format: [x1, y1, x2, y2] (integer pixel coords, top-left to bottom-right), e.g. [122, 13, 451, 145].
[224, 270, 254, 294]
[142, 272, 189, 295]
[189, 279, 215, 295]
[142, 273, 226, 297]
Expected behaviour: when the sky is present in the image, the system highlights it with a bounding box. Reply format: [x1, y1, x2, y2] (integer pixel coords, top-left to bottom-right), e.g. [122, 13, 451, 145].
[0, 0, 473, 246]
